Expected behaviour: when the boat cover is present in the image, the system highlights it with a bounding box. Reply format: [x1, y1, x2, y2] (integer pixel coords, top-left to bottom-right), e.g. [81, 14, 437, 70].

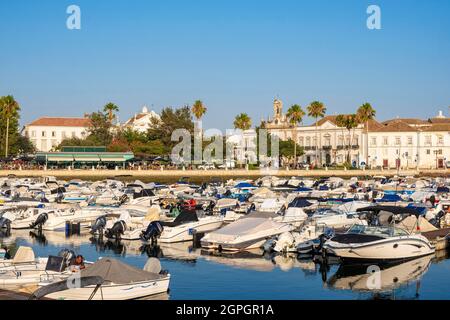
[81, 258, 163, 284]
[396, 216, 438, 233]
[144, 205, 161, 222]
[288, 198, 313, 208]
[205, 217, 288, 242]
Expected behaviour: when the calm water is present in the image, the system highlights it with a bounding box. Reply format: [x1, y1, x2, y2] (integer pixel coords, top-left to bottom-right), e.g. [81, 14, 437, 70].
[1, 230, 449, 300]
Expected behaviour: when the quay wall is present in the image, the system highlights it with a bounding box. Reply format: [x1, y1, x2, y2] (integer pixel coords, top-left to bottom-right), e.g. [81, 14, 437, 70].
[0, 168, 449, 180]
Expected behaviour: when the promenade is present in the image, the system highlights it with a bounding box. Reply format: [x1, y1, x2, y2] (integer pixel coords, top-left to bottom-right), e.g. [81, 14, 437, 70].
[0, 168, 448, 179]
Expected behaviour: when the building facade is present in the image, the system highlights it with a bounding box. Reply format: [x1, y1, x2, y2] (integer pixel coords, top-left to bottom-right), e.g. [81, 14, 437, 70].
[123, 106, 160, 133]
[264, 99, 450, 169]
[23, 117, 91, 152]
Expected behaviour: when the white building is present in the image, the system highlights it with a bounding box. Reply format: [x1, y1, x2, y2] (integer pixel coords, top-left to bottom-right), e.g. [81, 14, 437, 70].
[23, 117, 91, 152]
[264, 99, 450, 169]
[123, 106, 160, 133]
[226, 129, 258, 165]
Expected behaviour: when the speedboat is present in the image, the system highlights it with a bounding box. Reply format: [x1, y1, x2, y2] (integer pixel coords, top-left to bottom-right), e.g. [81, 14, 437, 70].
[311, 209, 367, 229]
[201, 212, 295, 252]
[0, 246, 80, 288]
[159, 211, 224, 243]
[324, 206, 436, 263]
[32, 258, 170, 300]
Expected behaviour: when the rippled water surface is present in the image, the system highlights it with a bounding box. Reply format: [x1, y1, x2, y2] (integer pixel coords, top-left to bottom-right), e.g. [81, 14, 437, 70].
[1, 230, 449, 300]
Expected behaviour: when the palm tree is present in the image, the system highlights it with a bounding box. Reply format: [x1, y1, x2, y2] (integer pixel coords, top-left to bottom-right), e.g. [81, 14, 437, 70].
[1, 95, 20, 158]
[191, 100, 207, 121]
[233, 113, 252, 168]
[286, 104, 305, 168]
[343, 114, 358, 164]
[307, 101, 326, 167]
[233, 113, 252, 131]
[356, 103, 376, 166]
[103, 102, 119, 123]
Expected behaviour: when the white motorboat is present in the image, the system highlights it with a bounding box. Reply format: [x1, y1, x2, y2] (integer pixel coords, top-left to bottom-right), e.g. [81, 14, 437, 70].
[311, 209, 367, 229]
[0, 246, 78, 289]
[201, 212, 295, 252]
[33, 258, 170, 300]
[159, 211, 224, 243]
[324, 206, 436, 263]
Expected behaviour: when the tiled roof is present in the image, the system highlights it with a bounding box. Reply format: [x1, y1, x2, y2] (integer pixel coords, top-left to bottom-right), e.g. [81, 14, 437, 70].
[420, 123, 450, 132]
[382, 118, 429, 125]
[429, 118, 450, 124]
[27, 117, 91, 127]
[371, 119, 418, 132]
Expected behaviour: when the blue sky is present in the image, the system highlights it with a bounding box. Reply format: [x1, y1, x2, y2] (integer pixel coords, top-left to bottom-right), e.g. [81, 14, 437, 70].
[1, 0, 449, 130]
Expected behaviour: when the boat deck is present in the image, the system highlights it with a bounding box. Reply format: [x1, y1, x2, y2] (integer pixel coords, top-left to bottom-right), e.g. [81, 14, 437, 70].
[422, 228, 450, 250]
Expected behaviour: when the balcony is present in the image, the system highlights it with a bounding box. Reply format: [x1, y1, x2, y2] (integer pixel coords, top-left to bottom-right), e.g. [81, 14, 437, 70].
[322, 145, 332, 150]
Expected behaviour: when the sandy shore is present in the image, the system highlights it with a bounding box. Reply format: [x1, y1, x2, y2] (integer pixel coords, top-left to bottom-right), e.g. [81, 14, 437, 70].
[0, 168, 448, 179]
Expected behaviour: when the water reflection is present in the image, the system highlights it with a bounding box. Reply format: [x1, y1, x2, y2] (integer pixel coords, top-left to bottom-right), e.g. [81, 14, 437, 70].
[327, 255, 434, 299]
[0, 229, 448, 300]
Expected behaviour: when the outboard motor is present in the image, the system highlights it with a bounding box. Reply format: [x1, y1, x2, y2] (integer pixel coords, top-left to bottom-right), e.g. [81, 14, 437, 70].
[55, 191, 64, 203]
[105, 220, 127, 239]
[0, 217, 11, 230]
[429, 210, 446, 228]
[140, 221, 164, 244]
[58, 248, 76, 268]
[90, 215, 107, 235]
[118, 194, 129, 205]
[30, 212, 49, 229]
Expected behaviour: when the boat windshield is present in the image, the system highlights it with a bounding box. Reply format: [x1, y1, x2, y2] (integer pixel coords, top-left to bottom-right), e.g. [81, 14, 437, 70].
[347, 224, 410, 237]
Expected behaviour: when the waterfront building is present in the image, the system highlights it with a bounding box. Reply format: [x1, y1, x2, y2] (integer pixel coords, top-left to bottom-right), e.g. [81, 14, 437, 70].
[36, 146, 134, 169]
[264, 99, 450, 169]
[123, 106, 160, 133]
[23, 117, 91, 152]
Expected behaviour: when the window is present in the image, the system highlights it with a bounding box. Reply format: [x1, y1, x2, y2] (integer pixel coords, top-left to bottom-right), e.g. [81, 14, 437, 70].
[298, 137, 304, 147]
[425, 135, 432, 145]
[306, 137, 311, 147]
[437, 135, 444, 145]
[71, 131, 76, 138]
[338, 135, 344, 146]
[62, 131, 67, 139]
[371, 137, 377, 146]
[324, 135, 331, 146]
[353, 135, 358, 146]
[52, 131, 56, 137]
[383, 137, 388, 145]
[41, 131, 46, 137]
[31, 131, 36, 137]
[426, 149, 430, 155]
[313, 137, 317, 147]
[395, 137, 401, 146]
[407, 136, 413, 145]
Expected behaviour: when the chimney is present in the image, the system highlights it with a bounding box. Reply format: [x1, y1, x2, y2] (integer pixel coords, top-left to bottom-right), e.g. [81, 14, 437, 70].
[436, 110, 445, 119]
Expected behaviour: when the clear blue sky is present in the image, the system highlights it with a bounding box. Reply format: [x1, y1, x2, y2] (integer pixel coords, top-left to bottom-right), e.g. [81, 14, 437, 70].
[1, 0, 449, 130]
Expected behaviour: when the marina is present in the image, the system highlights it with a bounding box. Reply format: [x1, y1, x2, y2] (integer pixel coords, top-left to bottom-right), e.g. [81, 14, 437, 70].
[0, 174, 449, 300]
